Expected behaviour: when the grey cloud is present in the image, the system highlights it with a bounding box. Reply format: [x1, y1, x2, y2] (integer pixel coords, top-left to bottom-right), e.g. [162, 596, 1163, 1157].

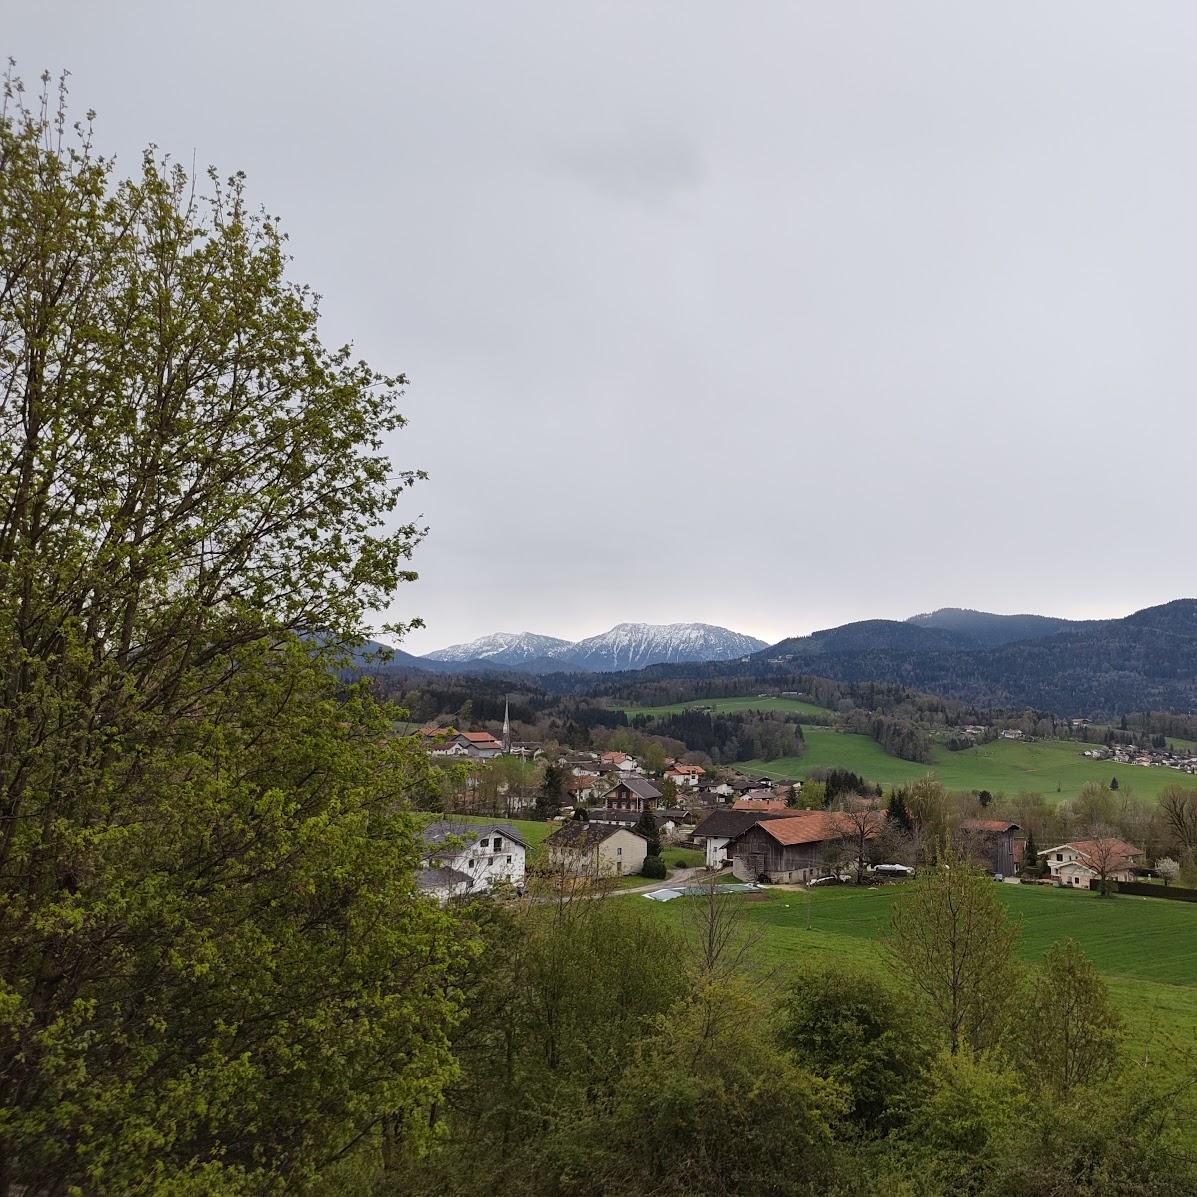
[6, 1, 1197, 654]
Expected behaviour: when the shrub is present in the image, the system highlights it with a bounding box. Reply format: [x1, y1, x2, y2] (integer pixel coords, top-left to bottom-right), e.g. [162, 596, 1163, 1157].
[641, 856, 668, 880]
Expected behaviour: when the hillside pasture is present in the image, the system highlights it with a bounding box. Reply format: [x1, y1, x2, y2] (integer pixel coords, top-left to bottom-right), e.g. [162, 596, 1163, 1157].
[740, 727, 1190, 803]
[618, 694, 833, 719]
[642, 882, 1197, 1048]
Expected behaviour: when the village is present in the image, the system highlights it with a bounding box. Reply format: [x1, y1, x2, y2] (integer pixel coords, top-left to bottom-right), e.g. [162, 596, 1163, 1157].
[414, 715, 1148, 902]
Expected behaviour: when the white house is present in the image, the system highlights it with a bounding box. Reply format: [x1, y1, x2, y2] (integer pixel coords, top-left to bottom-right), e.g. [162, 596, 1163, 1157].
[664, 763, 705, 788]
[1038, 838, 1142, 888]
[419, 821, 528, 898]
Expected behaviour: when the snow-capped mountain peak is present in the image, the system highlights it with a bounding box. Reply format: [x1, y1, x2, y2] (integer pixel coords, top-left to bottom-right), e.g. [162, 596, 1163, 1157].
[422, 622, 767, 672]
[423, 631, 570, 666]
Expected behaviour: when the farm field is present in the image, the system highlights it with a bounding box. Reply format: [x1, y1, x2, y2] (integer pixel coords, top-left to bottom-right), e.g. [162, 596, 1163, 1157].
[740, 727, 1190, 803]
[641, 882, 1197, 1048]
[618, 695, 833, 719]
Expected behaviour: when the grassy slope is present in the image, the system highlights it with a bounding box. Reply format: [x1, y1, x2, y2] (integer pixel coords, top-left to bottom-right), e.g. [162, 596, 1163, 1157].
[643, 883, 1197, 1047]
[740, 727, 1185, 803]
[619, 695, 832, 719]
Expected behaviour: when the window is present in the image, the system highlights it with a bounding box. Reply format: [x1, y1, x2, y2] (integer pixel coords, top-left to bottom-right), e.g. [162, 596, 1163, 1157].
[480, 838, 489, 849]
[616, 846, 622, 857]
[468, 859, 476, 869]
[493, 837, 503, 852]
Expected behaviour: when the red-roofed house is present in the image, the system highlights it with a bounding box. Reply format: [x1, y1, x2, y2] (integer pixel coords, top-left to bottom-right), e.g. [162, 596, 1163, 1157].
[731, 797, 789, 813]
[1038, 838, 1142, 889]
[664, 764, 705, 788]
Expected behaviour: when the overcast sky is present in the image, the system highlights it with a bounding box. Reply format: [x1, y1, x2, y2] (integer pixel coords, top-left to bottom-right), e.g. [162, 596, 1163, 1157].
[10, 2, 1197, 653]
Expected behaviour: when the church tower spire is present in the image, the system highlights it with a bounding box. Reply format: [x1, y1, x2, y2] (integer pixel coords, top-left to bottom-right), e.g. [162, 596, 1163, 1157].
[502, 698, 511, 754]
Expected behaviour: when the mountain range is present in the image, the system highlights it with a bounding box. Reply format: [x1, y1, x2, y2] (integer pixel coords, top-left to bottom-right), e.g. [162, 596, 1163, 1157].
[421, 623, 767, 673]
[374, 601, 1197, 717]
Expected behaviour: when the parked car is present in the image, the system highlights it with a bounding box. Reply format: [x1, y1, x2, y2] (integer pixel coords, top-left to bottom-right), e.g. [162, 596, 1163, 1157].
[872, 863, 915, 878]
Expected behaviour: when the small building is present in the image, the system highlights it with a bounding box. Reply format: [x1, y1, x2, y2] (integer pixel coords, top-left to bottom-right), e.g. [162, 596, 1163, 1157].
[419, 820, 527, 896]
[959, 818, 1021, 875]
[544, 822, 649, 878]
[664, 763, 706, 788]
[606, 776, 662, 812]
[1038, 839, 1143, 888]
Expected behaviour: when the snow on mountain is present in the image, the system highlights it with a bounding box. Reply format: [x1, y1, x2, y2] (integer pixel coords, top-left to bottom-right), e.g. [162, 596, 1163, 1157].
[423, 631, 571, 666]
[543, 623, 768, 672]
[423, 623, 767, 673]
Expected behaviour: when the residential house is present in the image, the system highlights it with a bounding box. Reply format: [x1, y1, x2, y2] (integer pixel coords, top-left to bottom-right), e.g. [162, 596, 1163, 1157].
[543, 822, 649, 878]
[664, 763, 705, 788]
[960, 818, 1022, 875]
[586, 807, 686, 841]
[691, 808, 791, 869]
[729, 810, 883, 884]
[1038, 839, 1143, 888]
[456, 731, 504, 759]
[732, 796, 790, 813]
[419, 821, 528, 897]
[605, 776, 662, 812]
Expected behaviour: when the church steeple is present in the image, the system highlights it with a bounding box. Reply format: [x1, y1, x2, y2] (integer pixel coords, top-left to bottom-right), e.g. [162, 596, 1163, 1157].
[502, 699, 511, 754]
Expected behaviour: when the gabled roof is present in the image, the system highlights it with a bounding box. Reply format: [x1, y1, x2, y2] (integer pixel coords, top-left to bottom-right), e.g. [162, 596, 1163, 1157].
[1038, 839, 1140, 870]
[459, 731, 501, 745]
[421, 821, 529, 849]
[545, 821, 648, 849]
[962, 818, 1021, 833]
[666, 764, 705, 776]
[752, 810, 882, 847]
[587, 807, 679, 827]
[612, 776, 662, 801]
[692, 809, 791, 840]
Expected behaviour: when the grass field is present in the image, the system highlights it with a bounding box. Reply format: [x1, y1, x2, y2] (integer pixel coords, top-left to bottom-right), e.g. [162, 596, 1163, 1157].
[740, 727, 1188, 803]
[642, 882, 1197, 1048]
[619, 695, 833, 719]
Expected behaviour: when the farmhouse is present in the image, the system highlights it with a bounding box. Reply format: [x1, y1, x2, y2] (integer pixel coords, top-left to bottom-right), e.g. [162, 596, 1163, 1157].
[544, 822, 649, 877]
[605, 776, 662, 812]
[692, 808, 790, 869]
[419, 821, 527, 896]
[729, 810, 882, 884]
[1038, 838, 1143, 888]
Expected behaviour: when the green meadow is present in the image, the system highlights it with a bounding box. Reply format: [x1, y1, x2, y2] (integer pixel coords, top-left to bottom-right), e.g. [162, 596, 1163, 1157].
[619, 694, 833, 719]
[744, 728, 1187, 803]
[641, 883, 1197, 1049]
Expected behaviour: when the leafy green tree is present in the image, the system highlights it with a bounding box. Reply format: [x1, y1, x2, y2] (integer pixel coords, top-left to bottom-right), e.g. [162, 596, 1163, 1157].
[907, 1051, 1027, 1196]
[779, 965, 930, 1133]
[0, 73, 465, 1195]
[571, 978, 841, 1197]
[886, 854, 1022, 1055]
[1017, 939, 1124, 1099]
